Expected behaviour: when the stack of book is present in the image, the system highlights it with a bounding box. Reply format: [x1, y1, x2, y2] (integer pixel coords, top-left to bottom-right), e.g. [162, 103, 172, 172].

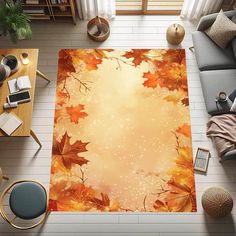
[25, 0, 39, 4]
[51, 0, 68, 4]
[23, 7, 45, 15]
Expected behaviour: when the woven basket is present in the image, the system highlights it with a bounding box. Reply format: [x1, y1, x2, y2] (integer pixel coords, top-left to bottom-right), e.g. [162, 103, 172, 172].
[202, 187, 233, 218]
[87, 16, 110, 42]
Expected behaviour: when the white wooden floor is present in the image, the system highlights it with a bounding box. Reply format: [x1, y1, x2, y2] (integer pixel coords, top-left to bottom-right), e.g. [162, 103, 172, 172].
[0, 15, 235, 236]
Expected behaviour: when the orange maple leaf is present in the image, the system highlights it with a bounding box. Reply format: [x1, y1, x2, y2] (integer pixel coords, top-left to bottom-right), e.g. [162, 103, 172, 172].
[66, 104, 88, 124]
[169, 145, 195, 188]
[53, 132, 89, 169]
[165, 180, 196, 212]
[163, 94, 182, 105]
[122, 49, 150, 67]
[56, 90, 68, 106]
[162, 49, 186, 65]
[143, 49, 188, 92]
[69, 49, 103, 71]
[143, 71, 159, 88]
[176, 124, 191, 138]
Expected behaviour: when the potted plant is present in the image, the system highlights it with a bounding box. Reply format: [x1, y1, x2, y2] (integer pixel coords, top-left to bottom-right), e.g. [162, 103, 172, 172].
[0, 0, 32, 43]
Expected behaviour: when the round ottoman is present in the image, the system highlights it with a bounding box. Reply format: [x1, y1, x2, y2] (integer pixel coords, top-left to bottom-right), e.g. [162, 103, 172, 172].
[202, 187, 233, 218]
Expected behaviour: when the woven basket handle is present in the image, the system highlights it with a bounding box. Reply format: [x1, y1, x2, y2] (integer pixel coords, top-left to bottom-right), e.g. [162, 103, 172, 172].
[94, 16, 103, 34]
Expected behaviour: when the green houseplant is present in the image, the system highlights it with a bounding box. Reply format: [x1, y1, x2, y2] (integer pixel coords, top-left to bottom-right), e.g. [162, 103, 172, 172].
[0, 0, 32, 43]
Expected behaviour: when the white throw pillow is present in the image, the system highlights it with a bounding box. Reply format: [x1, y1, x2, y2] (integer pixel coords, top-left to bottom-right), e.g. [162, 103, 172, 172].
[230, 98, 236, 112]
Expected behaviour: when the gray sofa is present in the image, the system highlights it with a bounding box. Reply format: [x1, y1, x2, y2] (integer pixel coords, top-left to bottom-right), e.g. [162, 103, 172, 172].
[192, 10, 236, 160]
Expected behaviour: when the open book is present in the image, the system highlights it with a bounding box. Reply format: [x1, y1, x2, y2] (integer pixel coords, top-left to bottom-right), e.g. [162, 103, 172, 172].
[0, 112, 22, 136]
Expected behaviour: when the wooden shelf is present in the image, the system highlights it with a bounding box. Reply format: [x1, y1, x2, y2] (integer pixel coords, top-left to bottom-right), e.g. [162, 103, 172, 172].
[22, 0, 76, 24]
[51, 9, 72, 16]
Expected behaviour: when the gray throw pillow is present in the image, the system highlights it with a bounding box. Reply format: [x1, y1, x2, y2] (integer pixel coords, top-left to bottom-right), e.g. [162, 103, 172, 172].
[232, 16, 236, 56]
[205, 10, 236, 48]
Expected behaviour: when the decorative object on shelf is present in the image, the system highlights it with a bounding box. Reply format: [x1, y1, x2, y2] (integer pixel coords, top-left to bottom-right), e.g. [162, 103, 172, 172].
[59, 5, 67, 12]
[22, 0, 76, 24]
[1, 55, 20, 75]
[0, 64, 11, 87]
[166, 23, 185, 45]
[0, 0, 32, 43]
[202, 187, 233, 218]
[87, 16, 110, 42]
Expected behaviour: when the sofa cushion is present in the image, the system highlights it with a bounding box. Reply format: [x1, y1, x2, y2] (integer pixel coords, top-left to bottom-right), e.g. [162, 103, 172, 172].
[230, 16, 236, 58]
[222, 149, 236, 161]
[200, 69, 236, 115]
[192, 31, 236, 71]
[205, 10, 236, 48]
[232, 38, 236, 58]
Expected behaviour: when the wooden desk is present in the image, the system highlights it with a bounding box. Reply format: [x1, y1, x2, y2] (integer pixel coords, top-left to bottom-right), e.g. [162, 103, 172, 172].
[0, 49, 49, 147]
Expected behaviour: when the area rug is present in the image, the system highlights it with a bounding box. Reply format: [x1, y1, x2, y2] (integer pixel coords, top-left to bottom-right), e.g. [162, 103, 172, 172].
[49, 49, 196, 212]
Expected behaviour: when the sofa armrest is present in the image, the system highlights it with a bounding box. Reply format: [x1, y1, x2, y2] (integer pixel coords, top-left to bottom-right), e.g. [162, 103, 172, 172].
[197, 10, 236, 31]
[222, 149, 236, 161]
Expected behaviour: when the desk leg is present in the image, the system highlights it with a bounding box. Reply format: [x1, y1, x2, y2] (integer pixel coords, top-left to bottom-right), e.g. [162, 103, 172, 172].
[30, 129, 42, 148]
[36, 69, 50, 83]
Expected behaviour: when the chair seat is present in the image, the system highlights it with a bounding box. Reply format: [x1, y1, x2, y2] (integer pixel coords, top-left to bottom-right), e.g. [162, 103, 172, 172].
[192, 31, 236, 71]
[9, 182, 47, 220]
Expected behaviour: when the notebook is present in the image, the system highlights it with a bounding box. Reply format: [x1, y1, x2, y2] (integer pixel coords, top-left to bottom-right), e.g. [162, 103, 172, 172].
[8, 76, 31, 94]
[0, 112, 22, 136]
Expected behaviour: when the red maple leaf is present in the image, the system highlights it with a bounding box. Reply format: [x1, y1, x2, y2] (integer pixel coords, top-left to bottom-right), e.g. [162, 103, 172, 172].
[48, 199, 58, 211]
[58, 49, 76, 83]
[53, 132, 89, 169]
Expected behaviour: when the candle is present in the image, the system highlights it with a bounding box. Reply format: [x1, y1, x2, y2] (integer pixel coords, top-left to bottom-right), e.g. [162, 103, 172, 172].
[21, 53, 29, 65]
[219, 92, 227, 101]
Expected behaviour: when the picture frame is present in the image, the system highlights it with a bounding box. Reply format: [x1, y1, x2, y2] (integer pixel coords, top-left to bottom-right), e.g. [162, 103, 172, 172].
[194, 147, 211, 173]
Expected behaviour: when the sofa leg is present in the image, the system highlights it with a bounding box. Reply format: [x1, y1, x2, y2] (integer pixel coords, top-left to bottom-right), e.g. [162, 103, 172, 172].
[189, 46, 194, 52]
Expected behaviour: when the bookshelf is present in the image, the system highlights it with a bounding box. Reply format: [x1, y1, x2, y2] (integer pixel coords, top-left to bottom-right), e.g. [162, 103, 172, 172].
[22, 0, 77, 24]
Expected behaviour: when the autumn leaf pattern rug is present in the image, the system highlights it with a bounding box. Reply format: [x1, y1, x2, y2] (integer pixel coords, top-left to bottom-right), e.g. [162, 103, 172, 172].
[49, 49, 197, 212]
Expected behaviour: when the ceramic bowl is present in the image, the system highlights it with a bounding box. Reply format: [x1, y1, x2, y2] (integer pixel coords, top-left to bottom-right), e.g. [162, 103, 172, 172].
[1, 55, 20, 74]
